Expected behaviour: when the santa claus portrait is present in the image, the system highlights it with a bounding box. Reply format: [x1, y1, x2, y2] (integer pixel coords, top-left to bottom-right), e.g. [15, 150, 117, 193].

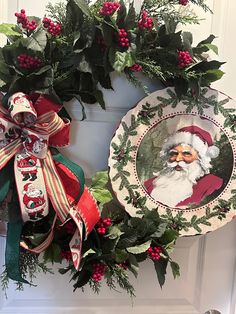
[137, 115, 233, 209]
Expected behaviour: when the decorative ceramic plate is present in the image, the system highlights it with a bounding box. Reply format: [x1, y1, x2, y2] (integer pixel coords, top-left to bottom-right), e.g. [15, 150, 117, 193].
[109, 87, 236, 236]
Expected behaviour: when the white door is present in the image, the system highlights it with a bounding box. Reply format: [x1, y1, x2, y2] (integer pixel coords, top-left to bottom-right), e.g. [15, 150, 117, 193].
[0, 1, 236, 313]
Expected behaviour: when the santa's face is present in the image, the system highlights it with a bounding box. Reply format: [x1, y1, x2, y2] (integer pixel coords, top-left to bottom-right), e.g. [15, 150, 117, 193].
[168, 144, 198, 171]
[27, 187, 42, 198]
[33, 140, 44, 154]
[149, 145, 207, 207]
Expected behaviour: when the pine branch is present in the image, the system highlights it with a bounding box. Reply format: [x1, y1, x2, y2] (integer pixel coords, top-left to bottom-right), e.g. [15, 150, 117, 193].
[46, 2, 67, 24]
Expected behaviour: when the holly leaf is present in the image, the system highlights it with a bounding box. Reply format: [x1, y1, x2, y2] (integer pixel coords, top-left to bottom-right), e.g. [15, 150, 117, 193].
[116, 0, 127, 27]
[126, 240, 151, 254]
[73, 269, 91, 290]
[43, 243, 62, 263]
[197, 34, 216, 47]
[27, 232, 49, 246]
[170, 261, 180, 279]
[110, 50, 134, 72]
[128, 254, 139, 278]
[107, 225, 124, 240]
[204, 43, 218, 55]
[91, 188, 113, 205]
[115, 249, 129, 263]
[202, 69, 224, 83]
[124, 5, 136, 30]
[154, 257, 168, 288]
[91, 171, 108, 188]
[159, 229, 179, 245]
[22, 28, 47, 52]
[0, 23, 21, 37]
[83, 248, 96, 258]
[72, 0, 91, 17]
[94, 89, 106, 110]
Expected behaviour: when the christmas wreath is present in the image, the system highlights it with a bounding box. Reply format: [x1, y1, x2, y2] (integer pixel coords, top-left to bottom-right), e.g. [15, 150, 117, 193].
[0, 0, 224, 296]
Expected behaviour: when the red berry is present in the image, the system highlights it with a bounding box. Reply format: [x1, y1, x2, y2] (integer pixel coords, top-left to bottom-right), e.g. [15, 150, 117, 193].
[99, 2, 120, 15]
[129, 63, 142, 72]
[17, 53, 42, 70]
[179, 0, 188, 5]
[138, 10, 153, 30]
[177, 50, 192, 69]
[147, 246, 162, 261]
[117, 28, 130, 48]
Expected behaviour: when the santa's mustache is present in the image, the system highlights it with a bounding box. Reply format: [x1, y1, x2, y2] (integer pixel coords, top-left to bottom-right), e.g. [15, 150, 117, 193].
[166, 161, 189, 169]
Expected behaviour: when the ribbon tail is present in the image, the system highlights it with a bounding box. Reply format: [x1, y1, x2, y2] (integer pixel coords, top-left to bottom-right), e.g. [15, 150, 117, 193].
[0, 158, 14, 203]
[69, 226, 83, 271]
[5, 222, 30, 284]
[52, 149, 85, 202]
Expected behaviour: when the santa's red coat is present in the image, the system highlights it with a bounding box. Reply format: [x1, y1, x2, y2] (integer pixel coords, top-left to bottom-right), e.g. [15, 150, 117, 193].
[17, 155, 37, 174]
[23, 194, 46, 214]
[144, 174, 223, 207]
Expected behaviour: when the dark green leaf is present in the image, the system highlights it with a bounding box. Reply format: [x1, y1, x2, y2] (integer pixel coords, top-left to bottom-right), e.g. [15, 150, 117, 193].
[170, 261, 180, 279]
[124, 4, 136, 30]
[174, 77, 188, 100]
[197, 34, 216, 47]
[22, 28, 47, 52]
[116, 0, 127, 27]
[159, 229, 179, 245]
[72, 0, 91, 17]
[94, 89, 106, 109]
[44, 243, 62, 263]
[202, 69, 225, 83]
[154, 258, 168, 288]
[73, 269, 91, 290]
[27, 232, 49, 246]
[115, 249, 129, 263]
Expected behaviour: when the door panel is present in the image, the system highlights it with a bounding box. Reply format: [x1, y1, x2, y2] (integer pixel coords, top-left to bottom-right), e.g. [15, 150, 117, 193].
[0, 1, 236, 313]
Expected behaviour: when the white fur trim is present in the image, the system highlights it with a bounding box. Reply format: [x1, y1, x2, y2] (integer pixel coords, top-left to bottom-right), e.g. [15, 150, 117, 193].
[160, 131, 208, 158]
[207, 146, 220, 158]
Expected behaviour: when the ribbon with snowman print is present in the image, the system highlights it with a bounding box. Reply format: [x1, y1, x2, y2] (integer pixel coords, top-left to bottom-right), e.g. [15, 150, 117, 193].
[0, 92, 100, 282]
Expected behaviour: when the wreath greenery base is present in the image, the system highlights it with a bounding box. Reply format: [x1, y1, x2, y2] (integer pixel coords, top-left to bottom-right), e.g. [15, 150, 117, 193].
[0, 0, 225, 297]
[1, 171, 179, 296]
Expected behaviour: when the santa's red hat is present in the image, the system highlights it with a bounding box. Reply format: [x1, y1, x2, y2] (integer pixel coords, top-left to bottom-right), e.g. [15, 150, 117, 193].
[0, 123, 5, 133]
[23, 183, 32, 194]
[25, 134, 46, 148]
[161, 125, 219, 159]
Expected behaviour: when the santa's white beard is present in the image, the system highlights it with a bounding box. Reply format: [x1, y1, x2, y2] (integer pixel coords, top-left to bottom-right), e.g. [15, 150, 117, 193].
[27, 190, 41, 197]
[150, 160, 205, 208]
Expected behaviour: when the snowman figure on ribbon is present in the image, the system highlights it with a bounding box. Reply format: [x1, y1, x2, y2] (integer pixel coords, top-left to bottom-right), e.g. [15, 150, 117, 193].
[23, 183, 46, 220]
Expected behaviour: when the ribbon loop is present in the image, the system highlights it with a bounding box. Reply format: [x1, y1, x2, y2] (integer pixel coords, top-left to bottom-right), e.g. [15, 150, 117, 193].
[1, 92, 100, 274]
[8, 93, 37, 126]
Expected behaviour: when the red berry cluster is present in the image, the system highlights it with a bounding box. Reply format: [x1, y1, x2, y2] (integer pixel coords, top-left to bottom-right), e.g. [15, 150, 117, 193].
[138, 10, 153, 30]
[179, 0, 189, 5]
[178, 50, 193, 69]
[60, 250, 72, 261]
[17, 54, 42, 69]
[96, 217, 112, 235]
[147, 246, 162, 261]
[130, 63, 142, 72]
[99, 2, 120, 15]
[117, 29, 130, 47]
[15, 9, 37, 31]
[91, 263, 106, 282]
[43, 17, 62, 36]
